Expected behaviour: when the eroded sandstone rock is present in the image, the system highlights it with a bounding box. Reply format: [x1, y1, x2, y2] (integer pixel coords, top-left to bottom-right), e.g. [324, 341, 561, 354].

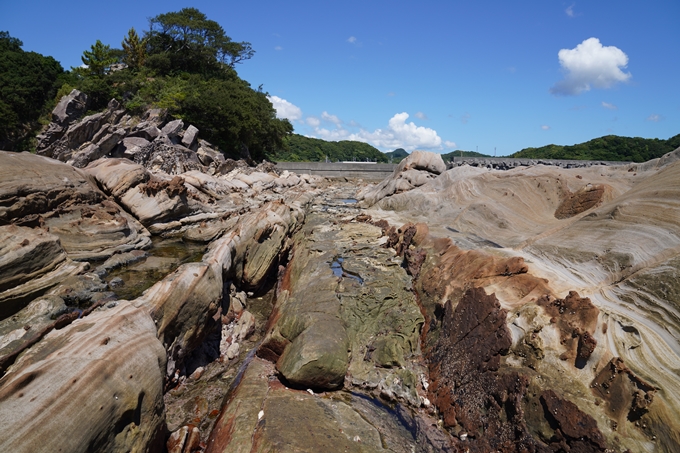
[0, 301, 167, 453]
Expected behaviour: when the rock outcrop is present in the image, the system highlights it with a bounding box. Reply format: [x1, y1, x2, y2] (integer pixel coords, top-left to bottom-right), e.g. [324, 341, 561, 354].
[3, 124, 680, 453]
[0, 301, 167, 453]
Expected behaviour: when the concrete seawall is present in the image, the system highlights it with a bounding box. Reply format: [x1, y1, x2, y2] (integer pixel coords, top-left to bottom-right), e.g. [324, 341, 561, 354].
[275, 157, 633, 179]
[275, 162, 397, 180]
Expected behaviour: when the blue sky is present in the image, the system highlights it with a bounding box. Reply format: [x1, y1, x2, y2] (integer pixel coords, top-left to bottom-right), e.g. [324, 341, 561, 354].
[2, 0, 678, 155]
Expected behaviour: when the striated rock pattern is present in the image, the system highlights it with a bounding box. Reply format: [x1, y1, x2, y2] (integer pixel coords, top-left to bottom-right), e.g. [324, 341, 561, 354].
[0, 301, 167, 453]
[3, 127, 680, 453]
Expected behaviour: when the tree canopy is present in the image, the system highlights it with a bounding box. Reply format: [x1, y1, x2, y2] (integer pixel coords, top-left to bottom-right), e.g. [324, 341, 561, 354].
[145, 7, 254, 76]
[121, 28, 146, 69]
[80, 39, 117, 76]
[270, 134, 388, 162]
[0, 31, 63, 150]
[511, 134, 680, 162]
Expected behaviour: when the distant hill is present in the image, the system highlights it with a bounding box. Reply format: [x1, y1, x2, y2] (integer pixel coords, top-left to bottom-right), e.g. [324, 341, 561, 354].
[271, 134, 388, 163]
[511, 134, 680, 162]
[383, 148, 409, 163]
[441, 150, 492, 163]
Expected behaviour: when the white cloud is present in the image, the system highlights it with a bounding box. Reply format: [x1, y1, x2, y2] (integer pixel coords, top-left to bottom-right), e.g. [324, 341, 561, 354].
[387, 92, 396, 97]
[267, 96, 302, 121]
[311, 112, 443, 151]
[415, 111, 428, 120]
[541, 125, 551, 130]
[347, 36, 357, 44]
[444, 140, 457, 148]
[646, 114, 662, 122]
[565, 3, 577, 18]
[550, 38, 631, 96]
[274, 46, 283, 51]
[321, 111, 342, 125]
[601, 101, 617, 110]
[306, 116, 320, 127]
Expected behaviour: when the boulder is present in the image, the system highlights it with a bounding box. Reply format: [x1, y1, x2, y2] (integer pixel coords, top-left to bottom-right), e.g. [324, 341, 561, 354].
[85, 158, 149, 199]
[133, 141, 204, 175]
[119, 177, 192, 226]
[128, 123, 161, 142]
[51, 89, 88, 126]
[358, 150, 445, 206]
[161, 119, 184, 140]
[0, 151, 103, 225]
[181, 125, 199, 150]
[138, 262, 221, 378]
[35, 90, 89, 150]
[37, 99, 121, 161]
[0, 226, 86, 320]
[116, 136, 151, 160]
[68, 143, 102, 168]
[0, 152, 151, 262]
[0, 301, 167, 453]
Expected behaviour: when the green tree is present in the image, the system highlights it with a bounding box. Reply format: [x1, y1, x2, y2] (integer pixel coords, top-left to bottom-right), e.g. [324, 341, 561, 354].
[178, 73, 291, 161]
[0, 31, 63, 149]
[121, 27, 146, 69]
[81, 40, 117, 76]
[145, 7, 253, 75]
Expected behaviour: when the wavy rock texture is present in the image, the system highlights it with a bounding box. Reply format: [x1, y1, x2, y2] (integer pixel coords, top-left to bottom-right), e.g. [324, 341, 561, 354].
[0, 301, 167, 453]
[0, 225, 87, 319]
[0, 151, 151, 261]
[362, 150, 680, 452]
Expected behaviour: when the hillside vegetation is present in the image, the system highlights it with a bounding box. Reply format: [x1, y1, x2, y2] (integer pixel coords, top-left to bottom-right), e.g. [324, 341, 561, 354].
[0, 32, 64, 150]
[512, 134, 680, 162]
[441, 150, 491, 163]
[383, 148, 408, 163]
[1, 8, 291, 160]
[271, 134, 387, 162]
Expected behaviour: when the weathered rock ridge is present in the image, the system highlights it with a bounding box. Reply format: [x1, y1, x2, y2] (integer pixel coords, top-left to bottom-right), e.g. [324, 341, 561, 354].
[1, 94, 680, 453]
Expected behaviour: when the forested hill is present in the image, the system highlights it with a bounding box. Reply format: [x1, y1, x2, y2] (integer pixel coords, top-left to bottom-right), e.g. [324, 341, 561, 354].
[270, 134, 388, 162]
[511, 134, 680, 162]
[0, 32, 63, 150]
[440, 150, 491, 163]
[1, 8, 292, 160]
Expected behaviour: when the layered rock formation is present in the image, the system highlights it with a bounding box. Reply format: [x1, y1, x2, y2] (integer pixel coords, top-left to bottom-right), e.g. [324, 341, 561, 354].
[1, 90, 679, 452]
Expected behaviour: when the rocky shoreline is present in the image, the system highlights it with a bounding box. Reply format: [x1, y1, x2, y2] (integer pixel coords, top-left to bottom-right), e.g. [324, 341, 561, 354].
[1, 92, 680, 452]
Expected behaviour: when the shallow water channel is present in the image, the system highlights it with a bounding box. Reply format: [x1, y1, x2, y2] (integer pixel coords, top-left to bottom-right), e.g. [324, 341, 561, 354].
[106, 237, 206, 300]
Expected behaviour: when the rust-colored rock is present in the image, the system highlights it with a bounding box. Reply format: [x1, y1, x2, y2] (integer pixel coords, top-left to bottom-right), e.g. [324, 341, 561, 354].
[538, 291, 599, 366]
[540, 389, 608, 451]
[555, 184, 607, 219]
[426, 288, 545, 451]
[591, 357, 656, 423]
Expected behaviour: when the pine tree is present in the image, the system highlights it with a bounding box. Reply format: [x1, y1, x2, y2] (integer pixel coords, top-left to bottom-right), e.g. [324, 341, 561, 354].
[81, 40, 117, 76]
[121, 28, 146, 69]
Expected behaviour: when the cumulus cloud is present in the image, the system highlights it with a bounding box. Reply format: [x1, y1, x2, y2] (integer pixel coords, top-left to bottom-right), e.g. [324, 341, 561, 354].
[541, 125, 551, 130]
[274, 46, 283, 51]
[550, 38, 631, 96]
[310, 112, 444, 151]
[444, 140, 457, 148]
[321, 111, 342, 125]
[306, 116, 320, 127]
[646, 114, 662, 122]
[415, 111, 428, 120]
[601, 101, 617, 110]
[347, 36, 357, 44]
[267, 96, 302, 121]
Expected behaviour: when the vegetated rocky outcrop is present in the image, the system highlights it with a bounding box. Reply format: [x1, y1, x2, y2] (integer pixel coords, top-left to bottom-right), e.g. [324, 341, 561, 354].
[1, 88, 679, 453]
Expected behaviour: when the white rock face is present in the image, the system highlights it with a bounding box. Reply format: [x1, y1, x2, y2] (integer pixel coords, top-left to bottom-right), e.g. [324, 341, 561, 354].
[358, 150, 446, 206]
